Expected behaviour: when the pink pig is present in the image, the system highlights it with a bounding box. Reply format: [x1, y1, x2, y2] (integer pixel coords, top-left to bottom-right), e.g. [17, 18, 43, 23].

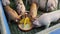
[33, 10, 60, 28]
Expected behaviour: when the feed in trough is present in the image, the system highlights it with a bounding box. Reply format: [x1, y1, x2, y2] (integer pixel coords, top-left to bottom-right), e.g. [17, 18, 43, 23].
[18, 13, 33, 31]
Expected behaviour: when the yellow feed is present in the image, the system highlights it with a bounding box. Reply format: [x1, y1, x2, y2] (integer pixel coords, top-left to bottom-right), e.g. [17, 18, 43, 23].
[20, 18, 25, 24]
[20, 17, 31, 27]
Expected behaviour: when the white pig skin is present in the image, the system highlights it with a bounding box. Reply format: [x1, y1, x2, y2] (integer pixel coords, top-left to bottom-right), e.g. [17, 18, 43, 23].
[2, 0, 10, 6]
[15, 0, 26, 15]
[33, 10, 60, 28]
[28, 0, 58, 11]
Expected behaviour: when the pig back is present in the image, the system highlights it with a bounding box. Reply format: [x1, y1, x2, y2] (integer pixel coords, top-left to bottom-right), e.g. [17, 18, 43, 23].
[4, 6, 20, 20]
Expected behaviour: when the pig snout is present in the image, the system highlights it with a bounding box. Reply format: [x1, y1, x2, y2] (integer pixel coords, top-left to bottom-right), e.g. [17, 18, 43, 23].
[33, 19, 42, 27]
[46, 0, 58, 11]
[47, 4, 57, 11]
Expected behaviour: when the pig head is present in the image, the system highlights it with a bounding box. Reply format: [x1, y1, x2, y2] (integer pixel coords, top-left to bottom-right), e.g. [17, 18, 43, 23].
[2, 0, 10, 6]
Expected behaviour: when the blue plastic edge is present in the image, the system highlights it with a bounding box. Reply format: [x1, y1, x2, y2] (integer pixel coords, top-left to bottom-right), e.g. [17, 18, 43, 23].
[50, 28, 60, 34]
[0, 0, 11, 34]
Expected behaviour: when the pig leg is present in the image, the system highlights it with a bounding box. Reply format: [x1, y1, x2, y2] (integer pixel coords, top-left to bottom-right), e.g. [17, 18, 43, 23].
[45, 21, 51, 28]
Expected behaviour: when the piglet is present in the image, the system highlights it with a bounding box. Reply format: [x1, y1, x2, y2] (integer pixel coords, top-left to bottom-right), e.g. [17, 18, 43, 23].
[28, 0, 58, 11]
[2, 0, 10, 6]
[15, 0, 26, 15]
[30, 3, 37, 20]
[33, 10, 60, 28]
[4, 6, 21, 23]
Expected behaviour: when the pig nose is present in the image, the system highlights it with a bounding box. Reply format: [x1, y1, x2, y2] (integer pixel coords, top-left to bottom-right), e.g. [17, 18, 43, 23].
[49, 4, 55, 11]
[47, 6, 52, 11]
